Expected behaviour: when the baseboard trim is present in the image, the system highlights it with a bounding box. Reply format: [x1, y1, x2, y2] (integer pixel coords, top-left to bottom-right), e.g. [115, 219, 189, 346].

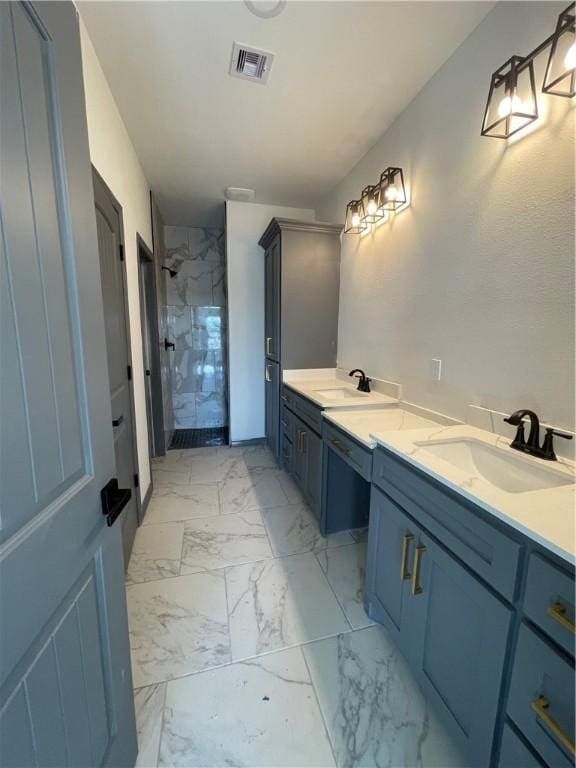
[140, 481, 153, 523]
[230, 438, 266, 447]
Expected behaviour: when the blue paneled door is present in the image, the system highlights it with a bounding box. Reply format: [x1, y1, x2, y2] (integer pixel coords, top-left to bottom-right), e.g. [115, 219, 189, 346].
[0, 3, 137, 766]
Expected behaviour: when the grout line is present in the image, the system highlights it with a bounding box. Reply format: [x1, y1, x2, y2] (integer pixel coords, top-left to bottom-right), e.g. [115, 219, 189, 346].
[155, 682, 168, 768]
[301, 644, 339, 768]
[313, 549, 355, 633]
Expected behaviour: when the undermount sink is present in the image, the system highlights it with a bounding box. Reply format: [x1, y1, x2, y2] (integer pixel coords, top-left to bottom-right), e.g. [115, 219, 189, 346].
[313, 388, 368, 400]
[416, 438, 574, 494]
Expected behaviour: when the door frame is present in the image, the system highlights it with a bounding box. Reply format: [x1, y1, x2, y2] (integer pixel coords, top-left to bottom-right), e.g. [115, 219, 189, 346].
[137, 233, 164, 459]
[92, 166, 143, 521]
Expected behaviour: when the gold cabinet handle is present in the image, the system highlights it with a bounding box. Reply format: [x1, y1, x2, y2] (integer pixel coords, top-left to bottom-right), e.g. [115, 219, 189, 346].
[266, 337, 272, 355]
[400, 533, 414, 581]
[301, 431, 307, 454]
[531, 696, 575, 756]
[411, 545, 426, 595]
[297, 430, 302, 453]
[330, 438, 350, 457]
[265, 365, 271, 383]
[548, 602, 576, 635]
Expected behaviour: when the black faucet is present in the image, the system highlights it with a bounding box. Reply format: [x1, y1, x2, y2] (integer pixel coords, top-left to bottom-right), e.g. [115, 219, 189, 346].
[349, 368, 371, 393]
[503, 409, 572, 461]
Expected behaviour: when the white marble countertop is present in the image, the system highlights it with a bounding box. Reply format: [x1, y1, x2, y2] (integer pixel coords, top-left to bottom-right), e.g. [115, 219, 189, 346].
[323, 408, 449, 448]
[370, 424, 576, 564]
[284, 376, 399, 409]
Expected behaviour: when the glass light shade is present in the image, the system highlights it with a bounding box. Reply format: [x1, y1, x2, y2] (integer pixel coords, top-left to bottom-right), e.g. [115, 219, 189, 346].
[344, 200, 367, 234]
[481, 56, 538, 138]
[360, 185, 384, 224]
[377, 167, 406, 211]
[543, 4, 576, 97]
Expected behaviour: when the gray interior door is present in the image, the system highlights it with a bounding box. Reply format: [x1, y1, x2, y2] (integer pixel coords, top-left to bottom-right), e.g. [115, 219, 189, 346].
[93, 171, 139, 564]
[0, 2, 137, 766]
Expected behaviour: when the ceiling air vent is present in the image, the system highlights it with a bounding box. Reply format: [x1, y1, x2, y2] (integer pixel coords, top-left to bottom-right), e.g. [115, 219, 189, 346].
[229, 43, 274, 84]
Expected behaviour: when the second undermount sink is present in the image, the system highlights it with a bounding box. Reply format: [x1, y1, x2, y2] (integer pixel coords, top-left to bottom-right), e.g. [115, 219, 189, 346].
[313, 388, 368, 400]
[416, 438, 574, 494]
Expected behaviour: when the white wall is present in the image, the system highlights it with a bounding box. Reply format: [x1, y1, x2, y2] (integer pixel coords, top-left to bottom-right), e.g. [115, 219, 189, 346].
[316, 1, 575, 431]
[79, 18, 153, 495]
[226, 202, 316, 443]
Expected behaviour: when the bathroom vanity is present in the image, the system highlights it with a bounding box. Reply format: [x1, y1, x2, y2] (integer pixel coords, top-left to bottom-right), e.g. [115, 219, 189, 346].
[277, 370, 575, 768]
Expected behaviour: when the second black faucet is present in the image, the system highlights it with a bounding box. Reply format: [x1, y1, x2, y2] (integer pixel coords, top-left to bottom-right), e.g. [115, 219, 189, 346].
[349, 368, 371, 393]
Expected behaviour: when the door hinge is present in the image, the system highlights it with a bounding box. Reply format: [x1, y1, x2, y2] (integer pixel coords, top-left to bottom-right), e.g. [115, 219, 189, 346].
[127, 364, 132, 380]
[134, 473, 139, 488]
[119, 243, 124, 261]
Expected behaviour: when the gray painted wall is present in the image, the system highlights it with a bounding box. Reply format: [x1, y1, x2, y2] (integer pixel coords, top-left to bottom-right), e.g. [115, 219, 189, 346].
[164, 226, 228, 429]
[315, 1, 574, 431]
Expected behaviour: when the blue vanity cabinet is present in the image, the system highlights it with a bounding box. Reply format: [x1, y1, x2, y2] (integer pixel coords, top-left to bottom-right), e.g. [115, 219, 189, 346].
[499, 725, 547, 768]
[365, 487, 416, 657]
[366, 484, 512, 766]
[289, 403, 324, 520]
[409, 526, 512, 767]
[501, 551, 575, 768]
[321, 420, 372, 535]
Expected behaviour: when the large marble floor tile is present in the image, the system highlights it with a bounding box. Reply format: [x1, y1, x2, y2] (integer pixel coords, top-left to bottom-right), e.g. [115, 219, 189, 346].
[187, 448, 247, 484]
[144, 484, 220, 525]
[159, 647, 335, 768]
[242, 445, 278, 470]
[316, 543, 374, 630]
[134, 683, 166, 768]
[219, 473, 288, 515]
[180, 509, 273, 573]
[152, 465, 191, 488]
[262, 501, 354, 557]
[277, 472, 306, 504]
[226, 552, 349, 661]
[127, 571, 230, 688]
[303, 626, 465, 768]
[126, 523, 184, 585]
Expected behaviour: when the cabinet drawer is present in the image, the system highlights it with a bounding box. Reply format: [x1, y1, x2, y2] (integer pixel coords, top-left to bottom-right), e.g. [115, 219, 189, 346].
[372, 447, 522, 600]
[280, 434, 293, 473]
[281, 406, 295, 444]
[323, 421, 372, 481]
[498, 725, 545, 768]
[285, 388, 323, 434]
[507, 623, 575, 768]
[524, 554, 575, 657]
[281, 385, 294, 410]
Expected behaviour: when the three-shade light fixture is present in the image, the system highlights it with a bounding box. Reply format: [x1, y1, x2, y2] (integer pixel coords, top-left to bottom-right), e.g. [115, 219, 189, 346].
[344, 167, 406, 235]
[482, 2, 575, 139]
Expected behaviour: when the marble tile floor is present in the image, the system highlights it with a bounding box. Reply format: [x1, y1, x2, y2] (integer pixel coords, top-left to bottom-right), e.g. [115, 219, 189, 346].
[130, 445, 465, 768]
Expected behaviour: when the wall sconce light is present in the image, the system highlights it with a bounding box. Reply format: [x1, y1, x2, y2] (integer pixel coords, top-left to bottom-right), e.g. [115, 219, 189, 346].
[344, 200, 367, 234]
[481, 2, 575, 139]
[481, 56, 538, 139]
[377, 167, 407, 211]
[543, 4, 576, 97]
[360, 185, 384, 224]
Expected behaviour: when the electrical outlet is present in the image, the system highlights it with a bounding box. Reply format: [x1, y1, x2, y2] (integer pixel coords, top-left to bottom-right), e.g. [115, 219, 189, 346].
[431, 358, 442, 381]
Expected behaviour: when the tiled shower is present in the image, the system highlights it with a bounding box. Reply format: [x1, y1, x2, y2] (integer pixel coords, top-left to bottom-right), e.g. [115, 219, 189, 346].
[163, 226, 228, 432]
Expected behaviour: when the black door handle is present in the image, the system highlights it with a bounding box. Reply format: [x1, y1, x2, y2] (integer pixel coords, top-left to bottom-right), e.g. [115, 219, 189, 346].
[100, 478, 131, 527]
[112, 415, 124, 427]
[145, 369, 151, 376]
[164, 338, 175, 351]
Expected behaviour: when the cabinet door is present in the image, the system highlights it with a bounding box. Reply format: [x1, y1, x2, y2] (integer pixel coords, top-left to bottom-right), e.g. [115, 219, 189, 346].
[264, 238, 280, 362]
[410, 531, 512, 767]
[364, 488, 415, 657]
[265, 360, 280, 460]
[304, 429, 323, 520]
[292, 416, 308, 492]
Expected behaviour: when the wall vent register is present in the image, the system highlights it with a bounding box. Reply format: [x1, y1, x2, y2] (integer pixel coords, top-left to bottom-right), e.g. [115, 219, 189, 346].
[229, 43, 274, 84]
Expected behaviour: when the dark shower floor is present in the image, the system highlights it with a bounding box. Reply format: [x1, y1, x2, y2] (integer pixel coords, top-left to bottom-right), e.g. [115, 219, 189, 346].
[168, 428, 229, 450]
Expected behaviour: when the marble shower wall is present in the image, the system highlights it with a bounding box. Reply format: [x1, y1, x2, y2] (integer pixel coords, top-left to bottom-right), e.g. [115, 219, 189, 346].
[164, 227, 227, 429]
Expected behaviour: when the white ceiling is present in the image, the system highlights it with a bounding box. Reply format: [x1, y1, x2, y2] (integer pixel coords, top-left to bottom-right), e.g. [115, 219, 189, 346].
[78, 1, 494, 226]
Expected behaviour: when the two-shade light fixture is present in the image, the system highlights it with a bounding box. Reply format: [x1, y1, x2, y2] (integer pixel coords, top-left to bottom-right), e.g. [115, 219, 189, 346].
[344, 167, 406, 234]
[482, 2, 575, 139]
